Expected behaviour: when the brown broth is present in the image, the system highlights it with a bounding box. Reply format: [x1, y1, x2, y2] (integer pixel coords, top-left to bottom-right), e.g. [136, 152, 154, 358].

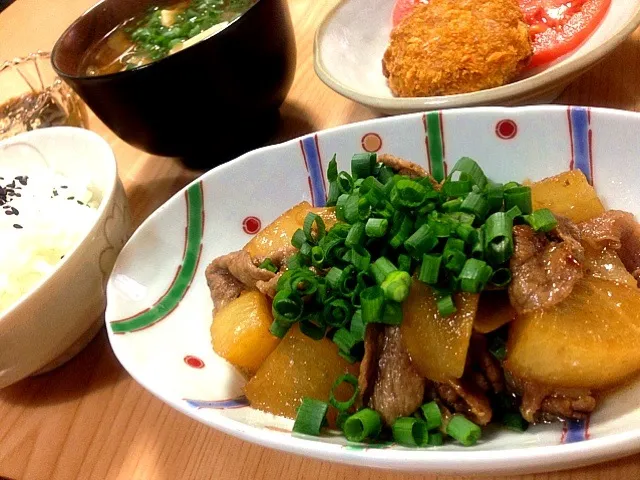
[79, 0, 254, 76]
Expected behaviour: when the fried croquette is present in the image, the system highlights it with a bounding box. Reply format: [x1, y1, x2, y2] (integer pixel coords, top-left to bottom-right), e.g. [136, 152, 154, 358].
[382, 0, 533, 97]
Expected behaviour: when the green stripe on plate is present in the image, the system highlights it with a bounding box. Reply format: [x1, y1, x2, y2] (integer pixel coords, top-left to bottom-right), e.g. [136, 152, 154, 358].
[111, 182, 204, 334]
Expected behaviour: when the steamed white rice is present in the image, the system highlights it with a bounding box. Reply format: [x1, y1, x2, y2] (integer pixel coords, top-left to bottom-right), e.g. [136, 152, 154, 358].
[0, 167, 100, 315]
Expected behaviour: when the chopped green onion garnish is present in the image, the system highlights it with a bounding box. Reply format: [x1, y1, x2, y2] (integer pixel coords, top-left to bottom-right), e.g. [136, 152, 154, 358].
[397, 254, 412, 273]
[523, 208, 558, 232]
[327, 182, 340, 207]
[361, 286, 385, 323]
[389, 215, 414, 248]
[505, 205, 522, 221]
[293, 398, 329, 436]
[351, 152, 376, 179]
[448, 157, 488, 190]
[362, 177, 386, 207]
[442, 198, 463, 213]
[365, 218, 389, 238]
[443, 249, 466, 276]
[338, 171, 354, 194]
[350, 245, 371, 271]
[381, 270, 412, 303]
[504, 186, 532, 215]
[491, 267, 512, 287]
[420, 401, 442, 431]
[370, 257, 398, 285]
[343, 195, 364, 224]
[299, 242, 312, 258]
[337, 411, 350, 431]
[258, 258, 277, 273]
[333, 328, 359, 354]
[456, 225, 478, 246]
[329, 223, 351, 238]
[449, 211, 476, 226]
[460, 192, 490, 220]
[484, 212, 514, 266]
[289, 270, 318, 296]
[272, 290, 303, 326]
[343, 408, 382, 442]
[502, 412, 529, 432]
[291, 229, 307, 249]
[311, 246, 325, 268]
[446, 414, 482, 446]
[381, 301, 403, 325]
[345, 222, 366, 247]
[427, 431, 444, 446]
[392, 417, 429, 447]
[391, 179, 428, 209]
[339, 350, 358, 364]
[299, 318, 326, 340]
[419, 254, 442, 285]
[442, 180, 472, 198]
[269, 320, 291, 338]
[437, 294, 457, 317]
[471, 229, 485, 259]
[327, 155, 338, 182]
[444, 237, 465, 253]
[428, 216, 452, 237]
[459, 258, 493, 293]
[326, 266, 344, 290]
[485, 182, 504, 212]
[350, 309, 365, 340]
[404, 224, 438, 259]
[323, 298, 353, 328]
[329, 373, 360, 412]
[303, 212, 326, 244]
[378, 165, 395, 184]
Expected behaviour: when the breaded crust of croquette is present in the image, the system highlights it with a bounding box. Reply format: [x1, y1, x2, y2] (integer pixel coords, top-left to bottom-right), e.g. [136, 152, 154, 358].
[382, 0, 532, 97]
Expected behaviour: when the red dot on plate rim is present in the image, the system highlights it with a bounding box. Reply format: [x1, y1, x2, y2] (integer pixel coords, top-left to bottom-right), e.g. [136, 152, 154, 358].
[496, 119, 518, 140]
[184, 355, 205, 369]
[361, 132, 383, 153]
[242, 216, 261, 234]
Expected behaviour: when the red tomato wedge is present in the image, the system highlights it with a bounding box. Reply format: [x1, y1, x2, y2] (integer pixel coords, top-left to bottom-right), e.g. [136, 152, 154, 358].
[391, 0, 428, 27]
[390, 0, 610, 69]
[520, 0, 611, 68]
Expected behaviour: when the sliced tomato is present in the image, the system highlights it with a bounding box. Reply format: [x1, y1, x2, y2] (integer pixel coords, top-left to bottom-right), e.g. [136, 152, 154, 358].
[519, 0, 611, 68]
[391, 0, 428, 27]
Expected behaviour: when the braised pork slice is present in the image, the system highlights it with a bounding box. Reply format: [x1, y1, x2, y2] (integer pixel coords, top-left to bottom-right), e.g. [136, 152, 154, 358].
[579, 210, 640, 284]
[205, 250, 275, 313]
[467, 335, 504, 394]
[518, 382, 596, 423]
[432, 336, 499, 426]
[358, 324, 382, 407]
[378, 153, 429, 179]
[254, 244, 297, 271]
[436, 380, 493, 426]
[359, 325, 426, 426]
[509, 217, 584, 314]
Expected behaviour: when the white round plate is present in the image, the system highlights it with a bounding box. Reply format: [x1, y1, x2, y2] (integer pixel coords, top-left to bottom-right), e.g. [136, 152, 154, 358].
[106, 106, 640, 475]
[314, 0, 640, 115]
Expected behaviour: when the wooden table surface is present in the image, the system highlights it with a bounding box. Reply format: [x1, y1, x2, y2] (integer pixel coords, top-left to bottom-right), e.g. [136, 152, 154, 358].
[2, 0, 640, 478]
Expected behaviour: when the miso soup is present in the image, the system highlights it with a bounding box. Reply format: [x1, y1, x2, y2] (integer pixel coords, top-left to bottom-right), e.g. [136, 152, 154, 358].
[80, 0, 255, 75]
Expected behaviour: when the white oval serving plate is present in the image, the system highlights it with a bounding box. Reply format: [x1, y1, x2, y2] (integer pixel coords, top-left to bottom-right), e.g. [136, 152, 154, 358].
[106, 106, 640, 475]
[314, 0, 640, 115]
